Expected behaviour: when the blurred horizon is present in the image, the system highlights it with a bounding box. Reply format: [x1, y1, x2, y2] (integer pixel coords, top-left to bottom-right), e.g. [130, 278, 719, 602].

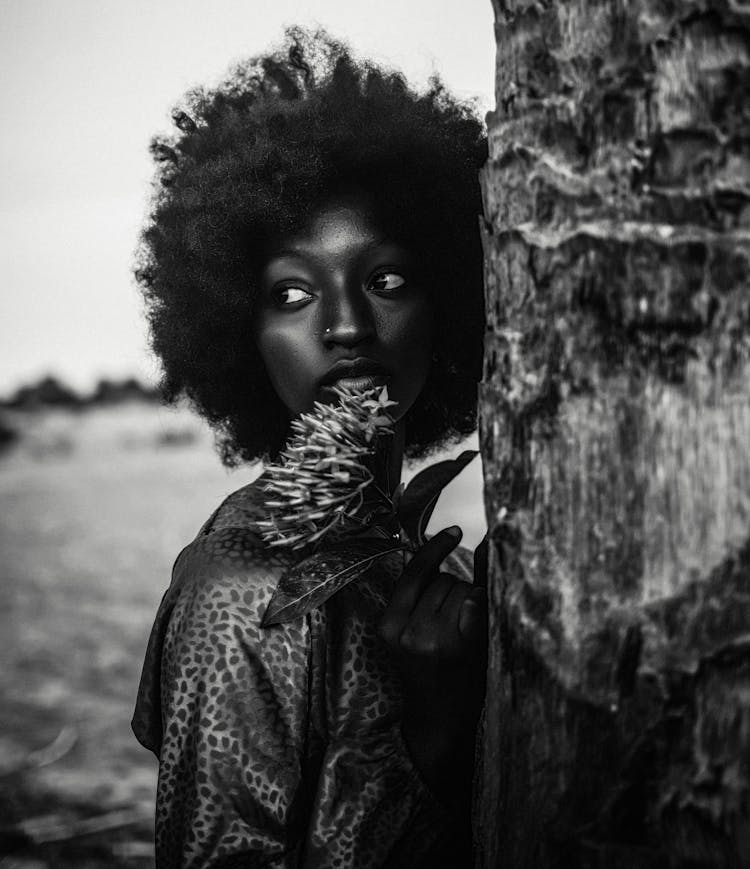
[0, 0, 495, 398]
[0, 370, 160, 405]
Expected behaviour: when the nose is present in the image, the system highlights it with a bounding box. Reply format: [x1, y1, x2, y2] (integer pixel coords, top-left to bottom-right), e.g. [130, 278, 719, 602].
[322, 286, 376, 349]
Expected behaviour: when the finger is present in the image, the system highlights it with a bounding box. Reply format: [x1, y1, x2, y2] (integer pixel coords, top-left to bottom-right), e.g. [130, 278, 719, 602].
[381, 571, 455, 650]
[388, 526, 462, 616]
[438, 582, 472, 636]
[409, 572, 456, 621]
[458, 587, 487, 646]
[473, 533, 489, 589]
[398, 574, 457, 656]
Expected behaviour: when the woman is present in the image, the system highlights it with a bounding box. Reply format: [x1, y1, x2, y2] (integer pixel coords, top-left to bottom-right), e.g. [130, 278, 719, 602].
[132, 29, 488, 868]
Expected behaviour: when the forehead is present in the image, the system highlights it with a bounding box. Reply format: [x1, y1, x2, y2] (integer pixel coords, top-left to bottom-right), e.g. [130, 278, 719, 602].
[266, 192, 390, 259]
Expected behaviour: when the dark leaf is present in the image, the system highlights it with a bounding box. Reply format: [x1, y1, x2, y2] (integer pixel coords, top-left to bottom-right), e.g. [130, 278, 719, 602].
[261, 538, 405, 627]
[398, 450, 478, 546]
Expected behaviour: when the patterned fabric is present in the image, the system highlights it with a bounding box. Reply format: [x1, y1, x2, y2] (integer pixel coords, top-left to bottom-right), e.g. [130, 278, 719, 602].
[132, 477, 470, 868]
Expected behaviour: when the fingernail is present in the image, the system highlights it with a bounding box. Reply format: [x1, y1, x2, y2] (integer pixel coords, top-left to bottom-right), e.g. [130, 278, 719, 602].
[445, 525, 462, 540]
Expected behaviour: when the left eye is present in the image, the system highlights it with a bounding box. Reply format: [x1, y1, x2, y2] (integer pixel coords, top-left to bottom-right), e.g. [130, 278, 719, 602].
[369, 272, 406, 294]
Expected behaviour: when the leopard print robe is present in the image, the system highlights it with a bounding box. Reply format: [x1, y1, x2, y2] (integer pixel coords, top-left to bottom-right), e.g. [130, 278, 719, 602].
[132, 477, 471, 868]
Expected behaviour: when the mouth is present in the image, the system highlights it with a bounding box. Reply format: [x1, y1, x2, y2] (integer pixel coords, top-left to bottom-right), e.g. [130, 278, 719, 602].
[319, 359, 393, 395]
[321, 374, 392, 394]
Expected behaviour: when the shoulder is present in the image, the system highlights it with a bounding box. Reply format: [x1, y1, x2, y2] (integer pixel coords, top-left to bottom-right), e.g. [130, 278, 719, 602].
[163, 527, 309, 699]
[133, 474, 306, 753]
[142, 472, 292, 659]
[162, 490, 311, 728]
[161, 495, 312, 739]
[196, 470, 276, 537]
[172, 473, 291, 628]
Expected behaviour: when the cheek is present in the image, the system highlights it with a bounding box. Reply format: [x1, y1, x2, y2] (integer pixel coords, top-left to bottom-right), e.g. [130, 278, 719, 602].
[391, 299, 434, 366]
[380, 298, 435, 411]
[254, 321, 316, 415]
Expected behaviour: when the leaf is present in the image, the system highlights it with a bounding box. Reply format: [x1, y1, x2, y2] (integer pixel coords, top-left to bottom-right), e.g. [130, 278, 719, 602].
[398, 450, 478, 546]
[261, 538, 405, 627]
[443, 544, 474, 584]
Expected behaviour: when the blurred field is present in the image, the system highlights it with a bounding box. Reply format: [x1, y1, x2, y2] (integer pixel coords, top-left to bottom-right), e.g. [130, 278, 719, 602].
[0, 401, 485, 867]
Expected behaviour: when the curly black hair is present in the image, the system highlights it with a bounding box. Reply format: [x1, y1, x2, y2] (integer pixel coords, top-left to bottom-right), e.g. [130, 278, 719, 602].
[135, 28, 487, 465]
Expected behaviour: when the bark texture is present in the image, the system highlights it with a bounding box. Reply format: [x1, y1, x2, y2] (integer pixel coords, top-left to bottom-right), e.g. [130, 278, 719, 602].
[477, 2, 750, 866]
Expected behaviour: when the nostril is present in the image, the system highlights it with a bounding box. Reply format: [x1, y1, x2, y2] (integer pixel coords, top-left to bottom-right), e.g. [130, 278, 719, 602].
[322, 327, 374, 348]
[322, 310, 376, 347]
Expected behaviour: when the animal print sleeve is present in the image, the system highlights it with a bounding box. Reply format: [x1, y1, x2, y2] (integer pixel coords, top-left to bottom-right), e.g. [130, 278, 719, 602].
[155, 527, 314, 868]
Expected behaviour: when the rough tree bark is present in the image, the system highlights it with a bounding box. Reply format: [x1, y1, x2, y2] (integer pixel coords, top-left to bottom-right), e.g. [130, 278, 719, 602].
[476, 2, 750, 866]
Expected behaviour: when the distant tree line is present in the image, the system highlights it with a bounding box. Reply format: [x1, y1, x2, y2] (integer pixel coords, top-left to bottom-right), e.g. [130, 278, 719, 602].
[1, 375, 160, 410]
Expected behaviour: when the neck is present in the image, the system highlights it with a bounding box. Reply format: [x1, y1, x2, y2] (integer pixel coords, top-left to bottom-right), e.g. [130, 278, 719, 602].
[372, 419, 405, 500]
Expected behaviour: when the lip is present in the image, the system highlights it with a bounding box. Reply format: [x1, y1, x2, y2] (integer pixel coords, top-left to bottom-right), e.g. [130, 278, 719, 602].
[321, 374, 392, 396]
[319, 358, 392, 388]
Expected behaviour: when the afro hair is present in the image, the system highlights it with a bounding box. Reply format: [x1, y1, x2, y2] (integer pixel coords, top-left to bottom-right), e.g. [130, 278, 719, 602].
[135, 27, 487, 465]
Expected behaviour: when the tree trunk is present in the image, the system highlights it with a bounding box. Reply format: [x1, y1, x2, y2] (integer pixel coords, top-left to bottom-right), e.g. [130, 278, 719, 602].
[476, 2, 750, 866]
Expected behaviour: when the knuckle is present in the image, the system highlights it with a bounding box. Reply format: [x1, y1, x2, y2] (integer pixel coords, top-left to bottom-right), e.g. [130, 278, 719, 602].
[399, 626, 439, 658]
[398, 635, 418, 655]
[398, 625, 418, 652]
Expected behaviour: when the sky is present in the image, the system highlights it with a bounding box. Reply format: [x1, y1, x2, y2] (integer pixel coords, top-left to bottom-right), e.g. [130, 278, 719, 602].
[0, 0, 495, 399]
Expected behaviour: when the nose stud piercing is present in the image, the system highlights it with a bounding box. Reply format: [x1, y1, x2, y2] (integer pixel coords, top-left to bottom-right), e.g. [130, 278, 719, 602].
[325, 327, 331, 334]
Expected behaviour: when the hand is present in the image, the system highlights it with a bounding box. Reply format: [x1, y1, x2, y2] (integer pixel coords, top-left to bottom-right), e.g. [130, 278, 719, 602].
[379, 526, 488, 804]
[380, 525, 486, 665]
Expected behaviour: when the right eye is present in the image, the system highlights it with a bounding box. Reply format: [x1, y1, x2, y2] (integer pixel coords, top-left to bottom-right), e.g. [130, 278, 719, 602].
[274, 286, 313, 306]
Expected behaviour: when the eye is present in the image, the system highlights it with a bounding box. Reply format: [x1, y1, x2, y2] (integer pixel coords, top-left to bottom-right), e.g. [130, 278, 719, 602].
[273, 285, 313, 306]
[368, 272, 406, 295]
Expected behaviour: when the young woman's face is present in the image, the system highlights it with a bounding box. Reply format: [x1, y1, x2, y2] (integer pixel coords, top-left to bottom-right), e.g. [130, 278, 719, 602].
[253, 194, 434, 421]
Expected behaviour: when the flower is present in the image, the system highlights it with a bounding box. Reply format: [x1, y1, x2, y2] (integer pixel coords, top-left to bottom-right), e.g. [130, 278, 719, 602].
[257, 384, 398, 550]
